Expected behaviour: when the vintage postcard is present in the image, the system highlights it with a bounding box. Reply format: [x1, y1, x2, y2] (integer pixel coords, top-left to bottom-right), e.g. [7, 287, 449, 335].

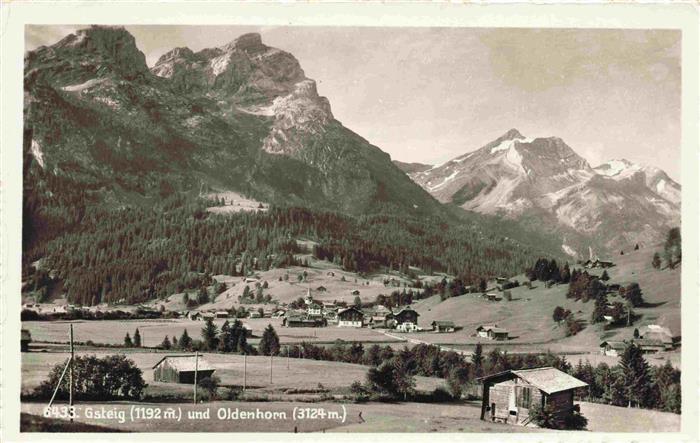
[1, 2, 698, 442]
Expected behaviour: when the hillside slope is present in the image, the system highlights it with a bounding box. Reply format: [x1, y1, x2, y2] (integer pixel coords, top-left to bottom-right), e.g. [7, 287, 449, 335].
[409, 245, 680, 353]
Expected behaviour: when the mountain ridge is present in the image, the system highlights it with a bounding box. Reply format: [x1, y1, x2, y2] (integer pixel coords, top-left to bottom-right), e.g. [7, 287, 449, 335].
[403, 129, 680, 257]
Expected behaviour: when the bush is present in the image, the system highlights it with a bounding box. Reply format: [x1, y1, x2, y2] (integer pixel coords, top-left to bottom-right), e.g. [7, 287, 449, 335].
[528, 404, 557, 428]
[563, 407, 588, 430]
[33, 354, 145, 401]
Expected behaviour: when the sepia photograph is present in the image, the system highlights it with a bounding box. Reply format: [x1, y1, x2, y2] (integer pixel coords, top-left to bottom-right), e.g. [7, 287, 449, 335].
[1, 2, 698, 441]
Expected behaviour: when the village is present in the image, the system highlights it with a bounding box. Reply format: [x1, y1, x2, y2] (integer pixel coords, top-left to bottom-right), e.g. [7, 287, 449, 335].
[19, 242, 682, 433]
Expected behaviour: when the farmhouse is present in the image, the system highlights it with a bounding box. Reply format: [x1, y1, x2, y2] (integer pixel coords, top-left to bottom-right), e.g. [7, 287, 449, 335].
[152, 355, 215, 384]
[283, 315, 326, 327]
[215, 311, 229, 319]
[599, 340, 627, 356]
[393, 306, 419, 327]
[639, 324, 674, 348]
[631, 338, 668, 354]
[337, 307, 364, 327]
[21, 329, 32, 352]
[307, 302, 322, 316]
[476, 324, 509, 341]
[584, 259, 614, 269]
[487, 293, 502, 301]
[431, 320, 456, 333]
[368, 314, 394, 329]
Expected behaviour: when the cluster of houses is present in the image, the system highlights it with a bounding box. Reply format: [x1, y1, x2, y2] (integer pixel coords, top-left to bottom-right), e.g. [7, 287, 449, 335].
[582, 258, 615, 269]
[599, 324, 676, 356]
[279, 291, 424, 332]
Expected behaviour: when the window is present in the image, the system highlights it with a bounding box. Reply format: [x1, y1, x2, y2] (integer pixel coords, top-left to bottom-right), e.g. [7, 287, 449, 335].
[516, 386, 532, 408]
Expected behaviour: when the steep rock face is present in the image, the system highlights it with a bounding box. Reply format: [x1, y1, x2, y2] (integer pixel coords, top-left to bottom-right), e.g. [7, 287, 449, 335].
[407, 130, 680, 256]
[24, 27, 439, 216]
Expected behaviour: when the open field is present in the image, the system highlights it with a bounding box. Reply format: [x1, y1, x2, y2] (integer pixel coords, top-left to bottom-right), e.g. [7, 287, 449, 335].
[22, 317, 402, 348]
[21, 400, 544, 433]
[21, 349, 445, 394]
[578, 401, 680, 432]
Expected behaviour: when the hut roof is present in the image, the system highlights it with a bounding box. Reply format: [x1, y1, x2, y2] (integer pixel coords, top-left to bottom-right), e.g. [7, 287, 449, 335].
[431, 320, 455, 327]
[152, 355, 215, 372]
[512, 367, 588, 394]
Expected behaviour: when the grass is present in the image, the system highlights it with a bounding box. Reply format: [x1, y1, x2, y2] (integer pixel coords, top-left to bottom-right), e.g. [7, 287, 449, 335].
[578, 401, 680, 432]
[22, 317, 401, 348]
[20, 413, 124, 432]
[405, 245, 680, 358]
[21, 349, 446, 394]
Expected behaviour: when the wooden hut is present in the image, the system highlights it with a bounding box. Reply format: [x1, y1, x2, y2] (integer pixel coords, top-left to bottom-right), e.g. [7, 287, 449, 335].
[152, 355, 215, 384]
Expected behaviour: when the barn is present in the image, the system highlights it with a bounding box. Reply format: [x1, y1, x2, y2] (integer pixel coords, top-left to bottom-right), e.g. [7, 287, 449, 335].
[431, 320, 456, 333]
[152, 355, 215, 384]
[476, 324, 509, 341]
[337, 307, 364, 327]
[599, 340, 627, 356]
[479, 367, 588, 427]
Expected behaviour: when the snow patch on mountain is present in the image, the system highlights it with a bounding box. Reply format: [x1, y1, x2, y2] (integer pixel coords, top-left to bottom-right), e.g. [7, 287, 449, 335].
[30, 139, 45, 168]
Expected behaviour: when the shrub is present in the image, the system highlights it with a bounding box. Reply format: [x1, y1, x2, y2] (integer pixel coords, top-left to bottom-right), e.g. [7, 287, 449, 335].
[563, 407, 588, 430]
[528, 404, 557, 428]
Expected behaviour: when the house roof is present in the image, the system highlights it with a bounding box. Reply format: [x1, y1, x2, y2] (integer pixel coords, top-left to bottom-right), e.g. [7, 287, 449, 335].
[152, 355, 215, 372]
[476, 324, 498, 331]
[512, 367, 588, 395]
[632, 338, 667, 347]
[338, 306, 363, 314]
[600, 340, 627, 350]
[394, 306, 418, 316]
[432, 320, 455, 327]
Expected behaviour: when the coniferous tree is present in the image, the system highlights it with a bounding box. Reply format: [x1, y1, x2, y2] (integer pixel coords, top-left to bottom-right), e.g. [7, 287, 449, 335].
[258, 324, 280, 356]
[652, 252, 662, 270]
[471, 343, 484, 378]
[133, 328, 142, 347]
[619, 343, 652, 408]
[664, 227, 681, 269]
[201, 318, 219, 351]
[123, 332, 133, 347]
[178, 329, 193, 350]
[600, 270, 610, 281]
[161, 335, 171, 350]
[623, 283, 644, 307]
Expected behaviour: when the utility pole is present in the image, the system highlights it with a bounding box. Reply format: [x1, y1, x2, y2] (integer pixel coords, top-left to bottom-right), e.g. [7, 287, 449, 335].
[194, 351, 198, 404]
[69, 323, 74, 422]
[243, 353, 247, 391]
[286, 345, 290, 370]
[269, 354, 273, 384]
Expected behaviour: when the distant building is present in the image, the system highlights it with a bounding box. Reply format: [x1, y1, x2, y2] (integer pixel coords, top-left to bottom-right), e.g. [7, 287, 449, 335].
[431, 320, 456, 333]
[487, 293, 502, 301]
[307, 302, 322, 316]
[351, 289, 360, 296]
[337, 307, 364, 327]
[152, 355, 215, 384]
[584, 259, 614, 269]
[215, 311, 229, 319]
[188, 312, 202, 321]
[21, 329, 32, 352]
[599, 340, 627, 357]
[476, 324, 508, 341]
[479, 367, 588, 427]
[316, 286, 327, 292]
[368, 314, 394, 329]
[631, 338, 668, 354]
[283, 315, 326, 327]
[639, 325, 674, 349]
[393, 306, 419, 327]
[248, 311, 261, 319]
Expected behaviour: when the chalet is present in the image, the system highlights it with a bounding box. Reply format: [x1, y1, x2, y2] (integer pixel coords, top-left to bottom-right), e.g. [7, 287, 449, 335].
[479, 367, 588, 427]
[584, 259, 614, 269]
[368, 315, 391, 329]
[393, 306, 419, 327]
[337, 307, 364, 327]
[316, 286, 327, 292]
[152, 355, 215, 384]
[487, 293, 502, 301]
[322, 302, 337, 312]
[21, 329, 32, 352]
[248, 311, 262, 319]
[599, 340, 627, 356]
[283, 315, 327, 328]
[431, 320, 456, 333]
[271, 309, 286, 318]
[215, 311, 229, 319]
[631, 338, 667, 354]
[307, 302, 322, 316]
[639, 325, 674, 349]
[201, 313, 215, 321]
[476, 325, 509, 341]
[188, 312, 202, 321]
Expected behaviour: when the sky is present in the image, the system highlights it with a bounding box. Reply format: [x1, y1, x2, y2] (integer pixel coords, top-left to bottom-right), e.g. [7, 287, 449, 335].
[26, 25, 682, 182]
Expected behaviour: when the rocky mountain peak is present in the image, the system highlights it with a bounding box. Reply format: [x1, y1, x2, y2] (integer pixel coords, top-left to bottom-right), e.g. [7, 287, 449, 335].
[55, 26, 148, 77]
[224, 32, 266, 54]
